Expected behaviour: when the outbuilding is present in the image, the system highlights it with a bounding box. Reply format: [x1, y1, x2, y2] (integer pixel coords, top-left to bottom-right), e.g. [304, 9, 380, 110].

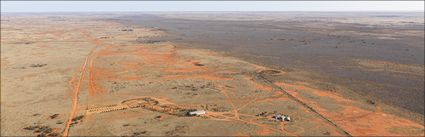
[187, 110, 206, 116]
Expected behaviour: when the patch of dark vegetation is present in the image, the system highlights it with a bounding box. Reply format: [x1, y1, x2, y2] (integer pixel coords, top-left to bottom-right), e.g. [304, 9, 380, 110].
[366, 99, 376, 105]
[122, 124, 130, 127]
[10, 41, 36, 45]
[30, 64, 47, 68]
[201, 104, 230, 112]
[32, 113, 41, 116]
[49, 114, 59, 119]
[121, 29, 133, 32]
[210, 107, 230, 112]
[23, 125, 38, 130]
[34, 126, 52, 134]
[135, 38, 166, 44]
[256, 111, 268, 117]
[71, 115, 84, 126]
[43, 132, 60, 137]
[55, 121, 63, 124]
[144, 40, 164, 44]
[323, 131, 331, 135]
[255, 111, 286, 119]
[225, 85, 234, 88]
[269, 38, 310, 45]
[185, 85, 198, 91]
[193, 62, 204, 66]
[12, 66, 26, 69]
[109, 81, 146, 93]
[110, 81, 129, 93]
[259, 69, 281, 75]
[175, 83, 214, 92]
[72, 115, 84, 121]
[131, 131, 147, 137]
[270, 38, 287, 41]
[99, 36, 112, 39]
[185, 92, 198, 96]
[23, 125, 59, 137]
[401, 21, 418, 24]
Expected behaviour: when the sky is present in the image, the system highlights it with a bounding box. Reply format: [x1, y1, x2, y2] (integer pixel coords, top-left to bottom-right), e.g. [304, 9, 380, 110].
[1, 1, 424, 12]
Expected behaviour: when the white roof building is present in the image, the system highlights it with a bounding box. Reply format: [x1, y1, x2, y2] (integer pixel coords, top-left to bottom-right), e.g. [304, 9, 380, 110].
[188, 110, 206, 116]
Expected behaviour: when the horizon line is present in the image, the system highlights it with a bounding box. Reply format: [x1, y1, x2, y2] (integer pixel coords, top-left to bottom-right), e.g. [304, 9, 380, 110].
[2, 10, 424, 13]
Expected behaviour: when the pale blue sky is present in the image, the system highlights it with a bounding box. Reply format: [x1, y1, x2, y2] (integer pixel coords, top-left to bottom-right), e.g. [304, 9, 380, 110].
[1, 1, 424, 12]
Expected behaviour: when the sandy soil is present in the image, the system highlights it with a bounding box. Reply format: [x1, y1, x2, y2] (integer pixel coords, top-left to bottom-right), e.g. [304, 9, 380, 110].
[1, 13, 424, 136]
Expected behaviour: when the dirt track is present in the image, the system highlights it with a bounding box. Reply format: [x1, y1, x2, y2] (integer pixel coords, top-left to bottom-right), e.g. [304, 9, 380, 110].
[1, 13, 424, 136]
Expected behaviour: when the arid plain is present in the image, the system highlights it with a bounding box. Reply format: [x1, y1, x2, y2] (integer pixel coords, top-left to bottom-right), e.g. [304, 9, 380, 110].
[1, 13, 424, 136]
